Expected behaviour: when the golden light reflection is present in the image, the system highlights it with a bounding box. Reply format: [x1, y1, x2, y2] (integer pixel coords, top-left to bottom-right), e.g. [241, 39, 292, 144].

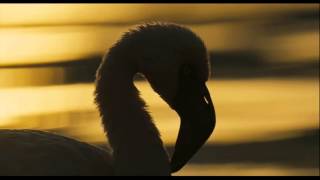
[261, 31, 320, 62]
[1, 80, 318, 145]
[0, 4, 318, 176]
[174, 164, 319, 176]
[0, 26, 125, 65]
[0, 4, 140, 25]
[1, 4, 319, 65]
[0, 67, 66, 87]
[1, 23, 319, 65]
[0, 84, 94, 125]
[0, 4, 316, 26]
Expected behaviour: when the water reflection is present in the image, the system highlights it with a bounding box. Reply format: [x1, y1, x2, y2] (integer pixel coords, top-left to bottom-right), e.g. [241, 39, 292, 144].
[0, 79, 318, 175]
[1, 80, 318, 143]
[1, 17, 318, 65]
[0, 4, 319, 176]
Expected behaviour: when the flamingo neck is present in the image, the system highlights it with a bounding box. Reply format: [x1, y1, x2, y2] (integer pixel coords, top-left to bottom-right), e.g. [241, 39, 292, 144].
[95, 52, 170, 175]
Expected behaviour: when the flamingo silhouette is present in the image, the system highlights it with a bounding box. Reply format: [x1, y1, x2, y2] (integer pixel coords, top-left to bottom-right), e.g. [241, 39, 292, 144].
[0, 22, 215, 176]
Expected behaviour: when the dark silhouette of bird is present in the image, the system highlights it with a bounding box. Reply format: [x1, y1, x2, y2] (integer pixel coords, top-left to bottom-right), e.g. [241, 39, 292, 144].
[0, 22, 215, 176]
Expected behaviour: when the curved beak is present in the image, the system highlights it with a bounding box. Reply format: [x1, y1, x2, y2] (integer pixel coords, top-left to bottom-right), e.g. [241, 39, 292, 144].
[170, 73, 216, 173]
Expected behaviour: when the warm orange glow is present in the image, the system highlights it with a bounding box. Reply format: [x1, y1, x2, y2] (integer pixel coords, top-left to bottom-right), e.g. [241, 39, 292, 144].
[174, 164, 319, 176]
[261, 31, 320, 62]
[0, 4, 140, 25]
[0, 26, 126, 65]
[0, 4, 316, 26]
[0, 4, 318, 176]
[1, 4, 319, 65]
[1, 80, 318, 145]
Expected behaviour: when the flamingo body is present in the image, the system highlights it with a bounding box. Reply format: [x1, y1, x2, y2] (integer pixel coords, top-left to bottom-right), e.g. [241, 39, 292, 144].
[0, 130, 113, 176]
[0, 22, 215, 176]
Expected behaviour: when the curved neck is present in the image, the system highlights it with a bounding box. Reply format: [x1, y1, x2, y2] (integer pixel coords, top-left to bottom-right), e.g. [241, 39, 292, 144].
[95, 52, 170, 175]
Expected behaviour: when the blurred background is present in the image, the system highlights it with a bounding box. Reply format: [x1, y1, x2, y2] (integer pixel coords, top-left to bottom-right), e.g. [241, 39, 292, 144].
[0, 3, 319, 176]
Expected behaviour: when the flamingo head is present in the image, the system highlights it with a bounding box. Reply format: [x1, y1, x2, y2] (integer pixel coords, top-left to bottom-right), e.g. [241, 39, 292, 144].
[128, 22, 216, 173]
[122, 23, 215, 173]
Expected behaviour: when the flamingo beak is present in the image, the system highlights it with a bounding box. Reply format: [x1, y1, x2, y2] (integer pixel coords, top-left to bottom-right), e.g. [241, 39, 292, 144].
[170, 73, 216, 173]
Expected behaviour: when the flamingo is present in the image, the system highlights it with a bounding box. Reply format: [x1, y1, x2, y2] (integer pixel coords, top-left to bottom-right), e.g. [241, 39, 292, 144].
[0, 22, 216, 176]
